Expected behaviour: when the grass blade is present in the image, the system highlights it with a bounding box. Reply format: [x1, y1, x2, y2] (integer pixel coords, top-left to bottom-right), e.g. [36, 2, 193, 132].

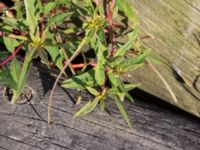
[113, 96, 132, 128]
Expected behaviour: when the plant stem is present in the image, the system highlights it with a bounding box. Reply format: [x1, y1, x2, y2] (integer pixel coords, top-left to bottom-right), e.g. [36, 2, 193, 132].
[11, 46, 36, 104]
[48, 36, 89, 124]
[39, 13, 44, 38]
[0, 44, 22, 67]
[106, 0, 116, 59]
[53, 24, 76, 75]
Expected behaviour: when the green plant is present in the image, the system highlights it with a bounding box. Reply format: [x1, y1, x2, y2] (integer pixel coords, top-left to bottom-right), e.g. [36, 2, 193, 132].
[0, 0, 68, 103]
[0, 0, 150, 127]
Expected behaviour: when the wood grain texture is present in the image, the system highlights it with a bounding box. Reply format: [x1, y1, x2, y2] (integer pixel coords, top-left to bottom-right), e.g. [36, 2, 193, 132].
[123, 0, 200, 118]
[0, 64, 200, 150]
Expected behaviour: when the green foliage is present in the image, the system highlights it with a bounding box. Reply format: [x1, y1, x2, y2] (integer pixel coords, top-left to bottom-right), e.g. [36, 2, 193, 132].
[0, 65, 17, 90]
[3, 37, 20, 53]
[115, 0, 137, 25]
[113, 96, 132, 128]
[0, 0, 150, 127]
[24, 0, 41, 40]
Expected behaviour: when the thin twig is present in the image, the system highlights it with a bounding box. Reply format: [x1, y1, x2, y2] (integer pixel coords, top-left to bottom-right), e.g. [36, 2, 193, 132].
[147, 60, 178, 103]
[52, 23, 75, 75]
[48, 38, 88, 124]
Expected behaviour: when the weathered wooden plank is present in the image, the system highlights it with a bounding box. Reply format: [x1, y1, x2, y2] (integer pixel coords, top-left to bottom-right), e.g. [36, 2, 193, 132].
[0, 64, 200, 150]
[123, 0, 200, 118]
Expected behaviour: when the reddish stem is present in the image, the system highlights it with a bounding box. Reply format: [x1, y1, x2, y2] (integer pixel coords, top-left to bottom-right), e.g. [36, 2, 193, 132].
[95, 0, 99, 6]
[0, 45, 22, 67]
[108, 0, 115, 26]
[64, 61, 96, 69]
[50, 61, 97, 69]
[0, 30, 26, 37]
[140, 35, 153, 40]
[12, 29, 26, 36]
[106, 0, 116, 58]
[39, 13, 44, 38]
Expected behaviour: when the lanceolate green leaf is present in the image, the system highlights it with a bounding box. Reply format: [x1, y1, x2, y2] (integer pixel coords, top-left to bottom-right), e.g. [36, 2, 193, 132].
[10, 58, 21, 83]
[118, 50, 151, 68]
[3, 37, 20, 53]
[11, 46, 36, 104]
[115, 0, 137, 23]
[44, 2, 56, 15]
[74, 97, 100, 117]
[115, 77, 134, 102]
[107, 72, 134, 102]
[14, 0, 23, 18]
[95, 59, 105, 85]
[107, 72, 119, 87]
[86, 86, 99, 96]
[0, 17, 19, 27]
[62, 69, 96, 89]
[107, 83, 140, 95]
[74, 101, 92, 117]
[123, 83, 140, 91]
[44, 31, 63, 70]
[132, 50, 151, 64]
[113, 96, 132, 128]
[95, 39, 106, 85]
[46, 12, 73, 29]
[113, 32, 137, 58]
[24, 0, 40, 40]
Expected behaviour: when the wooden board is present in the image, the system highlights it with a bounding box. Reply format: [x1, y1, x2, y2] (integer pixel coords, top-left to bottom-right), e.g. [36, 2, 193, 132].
[0, 63, 200, 150]
[123, 0, 200, 118]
